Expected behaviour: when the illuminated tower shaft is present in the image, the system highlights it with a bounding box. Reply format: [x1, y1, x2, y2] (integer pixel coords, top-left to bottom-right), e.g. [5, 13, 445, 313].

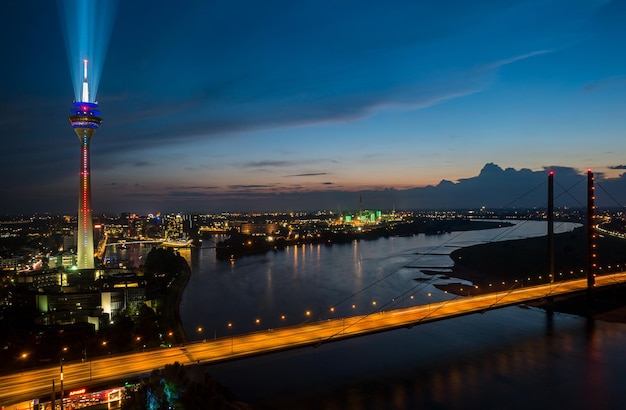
[69, 60, 101, 269]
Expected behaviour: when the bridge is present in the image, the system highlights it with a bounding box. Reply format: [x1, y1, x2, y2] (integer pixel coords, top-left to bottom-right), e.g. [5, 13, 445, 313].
[95, 239, 163, 259]
[104, 240, 163, 246]
[2, 271, 626, 405]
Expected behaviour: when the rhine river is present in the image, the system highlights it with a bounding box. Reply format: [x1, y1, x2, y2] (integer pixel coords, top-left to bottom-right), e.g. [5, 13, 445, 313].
[134, 221, 626, 409]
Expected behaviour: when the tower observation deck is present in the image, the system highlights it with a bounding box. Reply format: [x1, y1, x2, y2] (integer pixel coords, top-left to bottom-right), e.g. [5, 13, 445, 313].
[68, 60, 101, 269]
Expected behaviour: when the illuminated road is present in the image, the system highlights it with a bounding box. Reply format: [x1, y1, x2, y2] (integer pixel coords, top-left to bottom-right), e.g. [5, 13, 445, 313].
[2, 272, 626, 405]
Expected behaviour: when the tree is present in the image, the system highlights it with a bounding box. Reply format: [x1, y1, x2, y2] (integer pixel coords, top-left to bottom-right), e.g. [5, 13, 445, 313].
[122, 363, 250, 409]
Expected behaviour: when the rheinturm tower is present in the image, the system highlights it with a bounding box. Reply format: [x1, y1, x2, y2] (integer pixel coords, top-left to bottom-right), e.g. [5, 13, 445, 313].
[69, 59, 101, 269]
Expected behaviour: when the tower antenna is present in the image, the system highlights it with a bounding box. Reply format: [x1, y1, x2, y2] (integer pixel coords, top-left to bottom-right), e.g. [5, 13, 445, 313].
[81, 59, 89, 102]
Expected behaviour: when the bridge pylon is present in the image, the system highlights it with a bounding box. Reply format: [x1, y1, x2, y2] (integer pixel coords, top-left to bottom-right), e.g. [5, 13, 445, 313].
[545, 170, 555, 314]
[587, 169, 596, 310]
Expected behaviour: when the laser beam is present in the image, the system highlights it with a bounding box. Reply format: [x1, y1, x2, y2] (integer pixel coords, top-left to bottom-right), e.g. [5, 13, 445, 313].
[57, 0, 119, 102]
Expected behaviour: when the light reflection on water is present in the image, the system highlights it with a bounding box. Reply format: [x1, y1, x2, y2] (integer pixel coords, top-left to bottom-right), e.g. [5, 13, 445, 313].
[179, 221, 579, 337]
[206, 307, 626, 409]
[109, 221, 626, 408]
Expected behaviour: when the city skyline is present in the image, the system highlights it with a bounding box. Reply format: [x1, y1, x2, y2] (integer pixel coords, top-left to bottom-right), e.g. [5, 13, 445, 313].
[1, 1, 626, 214]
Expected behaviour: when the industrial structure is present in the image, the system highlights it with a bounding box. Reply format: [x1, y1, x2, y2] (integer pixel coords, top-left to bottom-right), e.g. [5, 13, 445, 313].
[68, 59, 101, 269]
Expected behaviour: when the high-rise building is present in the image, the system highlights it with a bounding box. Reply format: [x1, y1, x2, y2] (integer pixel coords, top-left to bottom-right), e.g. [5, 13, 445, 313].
[68, 60, 101, 269]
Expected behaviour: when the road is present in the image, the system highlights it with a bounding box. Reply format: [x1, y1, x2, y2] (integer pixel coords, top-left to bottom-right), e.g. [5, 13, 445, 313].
[2, 271, 625, 405]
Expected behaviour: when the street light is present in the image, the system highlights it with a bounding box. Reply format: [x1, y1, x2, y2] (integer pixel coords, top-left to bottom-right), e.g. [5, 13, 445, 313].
[59, 349, 67, 410]
[60, 357, 64, 410]
[101, 340, 111, 355]
[227, 323, 234, 353]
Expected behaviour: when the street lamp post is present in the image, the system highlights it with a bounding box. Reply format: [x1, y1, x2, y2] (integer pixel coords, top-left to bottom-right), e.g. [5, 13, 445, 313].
[60, 357, 64, 410]
[228, 323, 233, 354]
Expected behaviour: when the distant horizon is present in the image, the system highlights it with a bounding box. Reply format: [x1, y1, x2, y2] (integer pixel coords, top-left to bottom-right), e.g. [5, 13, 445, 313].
[0, 206, 608, 220]
[2, 162, 624, 217]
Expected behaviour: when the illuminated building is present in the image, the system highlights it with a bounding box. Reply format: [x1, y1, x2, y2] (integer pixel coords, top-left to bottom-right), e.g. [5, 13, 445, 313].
[69, 59, 101, 269]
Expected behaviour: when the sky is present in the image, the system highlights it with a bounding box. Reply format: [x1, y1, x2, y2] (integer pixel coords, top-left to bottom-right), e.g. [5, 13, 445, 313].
[1, 0, 626, 215]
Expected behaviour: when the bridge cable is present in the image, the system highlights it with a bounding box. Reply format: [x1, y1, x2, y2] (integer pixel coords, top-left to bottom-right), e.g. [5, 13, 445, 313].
[596, 181, 626, 210]
[323, 175, 592, 336]
[328, 178, 557, 316]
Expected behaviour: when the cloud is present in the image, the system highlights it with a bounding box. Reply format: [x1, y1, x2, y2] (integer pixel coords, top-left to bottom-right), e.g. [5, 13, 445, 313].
[481, 50, 553, 71]
[168, 191, 213, 198]
[35, 162, 626, 214]
[582, 75, 626, 93]
[227, 184, 273, 190]
[285, 172, 329, 177]
[102, 48, 553, 156]
[243, 161, 295, 168]
[133, 160, 154, 168]
[166, 185, 219, 190]
[608, 165, 626, 170]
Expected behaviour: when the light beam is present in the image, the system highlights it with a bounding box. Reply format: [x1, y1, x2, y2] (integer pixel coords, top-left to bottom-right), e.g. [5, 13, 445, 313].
[58, 0, 118, 102]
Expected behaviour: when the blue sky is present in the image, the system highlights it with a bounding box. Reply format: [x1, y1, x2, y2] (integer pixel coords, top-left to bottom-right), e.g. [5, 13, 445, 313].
[1, 0, 625, 214]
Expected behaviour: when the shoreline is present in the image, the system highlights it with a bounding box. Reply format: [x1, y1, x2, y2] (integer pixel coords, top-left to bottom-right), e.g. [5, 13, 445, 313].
[430, 228, 626, 323]
[160, 264, 190, 344]
[217, 219, 513, 260]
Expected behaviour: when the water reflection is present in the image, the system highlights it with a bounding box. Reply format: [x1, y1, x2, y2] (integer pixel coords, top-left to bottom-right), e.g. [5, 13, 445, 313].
[162, 221, 626, 408]
[213, 310, 626, 409]
[177, 222, 580, 338]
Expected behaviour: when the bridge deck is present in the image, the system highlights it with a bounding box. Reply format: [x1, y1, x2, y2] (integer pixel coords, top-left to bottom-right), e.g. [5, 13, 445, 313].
[2, 272, 626, 405]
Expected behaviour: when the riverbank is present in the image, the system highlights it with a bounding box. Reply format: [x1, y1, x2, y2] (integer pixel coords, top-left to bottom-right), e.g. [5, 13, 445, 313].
[434, 226, 626, 322]
[217, 218, 513, 260]
[159, 264, 190, 344]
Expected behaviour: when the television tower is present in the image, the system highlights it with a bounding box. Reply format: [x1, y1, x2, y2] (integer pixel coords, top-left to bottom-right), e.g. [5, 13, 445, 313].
[69, 59, 102, 269]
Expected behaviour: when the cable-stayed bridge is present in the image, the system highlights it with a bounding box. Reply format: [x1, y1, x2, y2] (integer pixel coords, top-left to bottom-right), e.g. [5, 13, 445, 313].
[2, 270, 626, 405]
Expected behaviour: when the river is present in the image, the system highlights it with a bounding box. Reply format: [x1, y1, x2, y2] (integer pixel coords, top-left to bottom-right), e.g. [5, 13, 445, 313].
[118, 220, 626, 408]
